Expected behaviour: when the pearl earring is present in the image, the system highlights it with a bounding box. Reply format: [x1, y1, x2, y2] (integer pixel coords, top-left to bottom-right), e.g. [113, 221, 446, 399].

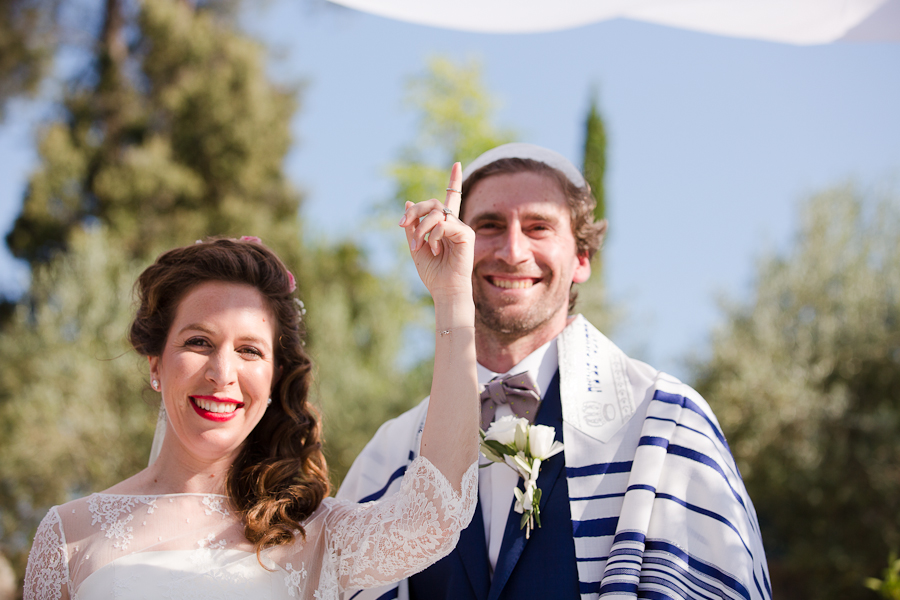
[267, 398, 272, 406]
[151, 379, 159, 391]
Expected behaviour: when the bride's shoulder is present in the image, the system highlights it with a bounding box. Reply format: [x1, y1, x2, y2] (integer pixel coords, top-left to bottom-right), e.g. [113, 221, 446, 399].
[52, 492, 98, 516]
[47, 470, 168, 528]
[37, 493, 99, 540]
[98, 467, 158, 495]
[49, 490, 136, 520]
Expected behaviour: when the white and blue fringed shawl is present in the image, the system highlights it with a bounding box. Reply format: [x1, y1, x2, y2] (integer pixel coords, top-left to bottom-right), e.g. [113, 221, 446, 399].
[338, 316, 771, 600]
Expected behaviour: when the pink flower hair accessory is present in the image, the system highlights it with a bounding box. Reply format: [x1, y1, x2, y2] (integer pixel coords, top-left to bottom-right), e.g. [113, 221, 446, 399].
[240, 235, 262, 244]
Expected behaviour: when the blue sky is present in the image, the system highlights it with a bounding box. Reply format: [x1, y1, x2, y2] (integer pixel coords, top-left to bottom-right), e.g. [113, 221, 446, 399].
[1, 0, 898, 376]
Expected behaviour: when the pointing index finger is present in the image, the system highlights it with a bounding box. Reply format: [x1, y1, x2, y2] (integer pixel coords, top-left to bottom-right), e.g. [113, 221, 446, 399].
[444, 162, 463, 217]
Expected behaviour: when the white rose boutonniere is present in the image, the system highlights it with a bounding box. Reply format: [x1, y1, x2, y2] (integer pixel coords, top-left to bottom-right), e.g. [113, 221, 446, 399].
[480, 415, 564, 538]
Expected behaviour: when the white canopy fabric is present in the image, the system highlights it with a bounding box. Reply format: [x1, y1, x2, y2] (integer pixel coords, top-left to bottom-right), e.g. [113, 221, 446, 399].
[325, 0, 900, 44]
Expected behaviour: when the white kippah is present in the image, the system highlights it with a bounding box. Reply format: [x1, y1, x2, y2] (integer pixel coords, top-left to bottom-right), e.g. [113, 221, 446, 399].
[461, 142, 586, 189]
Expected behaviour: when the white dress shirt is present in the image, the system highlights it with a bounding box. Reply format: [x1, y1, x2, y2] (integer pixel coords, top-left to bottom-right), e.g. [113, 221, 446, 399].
[477, 337, 559, 575]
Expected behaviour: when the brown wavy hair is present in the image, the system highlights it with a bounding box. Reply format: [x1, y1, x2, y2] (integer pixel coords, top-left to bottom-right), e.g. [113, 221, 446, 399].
[129, 237, 329, 554]
[461, 157, 608, 311]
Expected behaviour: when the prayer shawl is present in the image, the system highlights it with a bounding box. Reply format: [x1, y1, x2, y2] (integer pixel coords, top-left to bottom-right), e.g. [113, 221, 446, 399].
[337, 316, 771, 600]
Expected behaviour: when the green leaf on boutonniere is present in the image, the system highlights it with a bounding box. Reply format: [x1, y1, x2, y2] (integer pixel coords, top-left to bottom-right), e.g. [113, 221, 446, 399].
[483, 439, 514, 457]
[520, 512, 530, 530]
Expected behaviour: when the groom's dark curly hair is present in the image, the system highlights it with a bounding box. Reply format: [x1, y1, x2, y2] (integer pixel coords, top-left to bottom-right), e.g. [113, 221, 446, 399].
[129, 237, 329, 556]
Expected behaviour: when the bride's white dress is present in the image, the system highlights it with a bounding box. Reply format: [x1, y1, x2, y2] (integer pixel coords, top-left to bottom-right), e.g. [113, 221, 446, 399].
[24, 457, 477, 599]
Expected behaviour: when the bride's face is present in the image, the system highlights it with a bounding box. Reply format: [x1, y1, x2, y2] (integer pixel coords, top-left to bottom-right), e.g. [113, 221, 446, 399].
[149, 280, 277, 464]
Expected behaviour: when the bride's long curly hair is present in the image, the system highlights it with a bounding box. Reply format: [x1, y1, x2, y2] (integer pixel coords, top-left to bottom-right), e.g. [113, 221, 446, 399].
[129, 237, 329, 553]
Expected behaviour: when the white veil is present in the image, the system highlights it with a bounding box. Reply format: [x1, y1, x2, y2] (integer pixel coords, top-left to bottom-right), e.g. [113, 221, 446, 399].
[148, 401, 167, 465]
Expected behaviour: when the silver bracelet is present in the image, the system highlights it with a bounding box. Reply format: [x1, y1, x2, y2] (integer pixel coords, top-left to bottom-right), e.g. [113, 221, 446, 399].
[438, 326, 474, 336]
[438, 326, 474, 361]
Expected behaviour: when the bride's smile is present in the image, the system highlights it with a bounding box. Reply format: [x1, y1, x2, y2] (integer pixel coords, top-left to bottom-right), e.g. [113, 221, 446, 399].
[190, 395, 244, 419]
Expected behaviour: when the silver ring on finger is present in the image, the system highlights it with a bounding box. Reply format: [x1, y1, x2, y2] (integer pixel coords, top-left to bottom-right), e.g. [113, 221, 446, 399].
[446, 187, 462, 195]
[442, 207, 454, 221]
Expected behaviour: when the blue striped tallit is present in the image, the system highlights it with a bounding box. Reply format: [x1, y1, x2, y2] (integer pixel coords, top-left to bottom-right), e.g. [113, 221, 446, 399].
[565, 385, 770, 600]
[337, 316, 770, 600]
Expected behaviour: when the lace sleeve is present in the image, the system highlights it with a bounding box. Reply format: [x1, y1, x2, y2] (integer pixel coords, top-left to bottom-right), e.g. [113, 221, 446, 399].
[23, 508, 70, 600]
[327, 455, 478, 591]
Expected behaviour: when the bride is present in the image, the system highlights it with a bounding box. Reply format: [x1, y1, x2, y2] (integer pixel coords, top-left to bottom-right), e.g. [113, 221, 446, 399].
[23, 166, 478, 599]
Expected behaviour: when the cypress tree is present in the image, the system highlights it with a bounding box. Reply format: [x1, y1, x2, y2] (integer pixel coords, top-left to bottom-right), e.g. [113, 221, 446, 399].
[576, 89, 613, 332]
[582, 90, 607, 224]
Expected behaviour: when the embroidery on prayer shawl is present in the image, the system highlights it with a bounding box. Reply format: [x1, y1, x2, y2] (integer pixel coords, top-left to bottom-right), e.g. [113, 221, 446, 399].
[338, 316, 771, 600]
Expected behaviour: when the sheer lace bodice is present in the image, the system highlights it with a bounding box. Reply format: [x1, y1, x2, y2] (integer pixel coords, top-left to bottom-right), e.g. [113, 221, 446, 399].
[24, 456, 477, 600]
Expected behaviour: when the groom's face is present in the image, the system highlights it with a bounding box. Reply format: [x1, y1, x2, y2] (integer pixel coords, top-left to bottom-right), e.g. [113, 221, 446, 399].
[462, 170, 591, 342]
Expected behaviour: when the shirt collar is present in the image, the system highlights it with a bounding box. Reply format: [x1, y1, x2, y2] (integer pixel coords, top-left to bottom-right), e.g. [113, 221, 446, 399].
[476, 337, 559, 399]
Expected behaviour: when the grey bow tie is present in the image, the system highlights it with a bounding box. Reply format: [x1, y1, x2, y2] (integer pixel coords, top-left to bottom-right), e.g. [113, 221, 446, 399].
[480, 371, 541, 431]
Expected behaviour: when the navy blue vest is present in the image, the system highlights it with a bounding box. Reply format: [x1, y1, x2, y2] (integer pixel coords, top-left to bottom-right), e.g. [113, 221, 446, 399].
[409, 372, 580, 600]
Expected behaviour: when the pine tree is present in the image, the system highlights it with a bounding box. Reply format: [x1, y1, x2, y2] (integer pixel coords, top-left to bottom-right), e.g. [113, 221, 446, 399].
[0, 0, 57, 119]
[5, 0, 301, 264]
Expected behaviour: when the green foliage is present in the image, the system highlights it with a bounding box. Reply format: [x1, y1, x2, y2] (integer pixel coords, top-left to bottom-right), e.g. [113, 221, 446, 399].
[388, 57, 516, 209]
[0, 0, 57, 119]
[693, 184, 900, 600]
[866, 553, 900, 599]
[0, 226, 154, 577]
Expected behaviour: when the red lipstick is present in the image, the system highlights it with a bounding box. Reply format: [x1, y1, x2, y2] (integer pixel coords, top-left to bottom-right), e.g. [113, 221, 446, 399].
[189, 395, 243, 422]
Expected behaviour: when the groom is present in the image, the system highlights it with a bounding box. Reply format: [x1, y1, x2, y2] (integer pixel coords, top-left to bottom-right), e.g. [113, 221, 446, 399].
[338, 143, 770, 600]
